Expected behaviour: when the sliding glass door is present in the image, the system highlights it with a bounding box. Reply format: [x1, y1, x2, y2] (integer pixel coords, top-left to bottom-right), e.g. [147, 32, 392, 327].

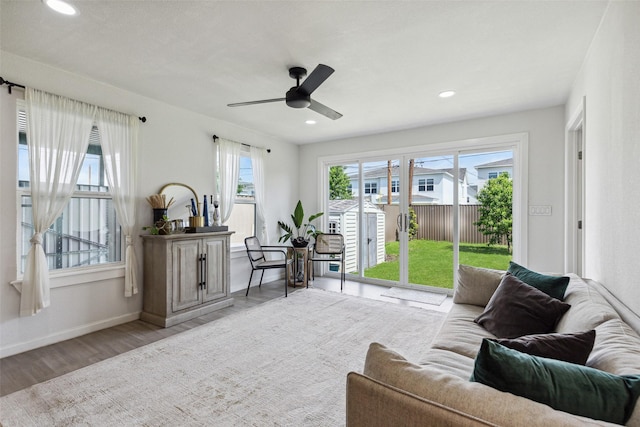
[323, 138, 521, 292]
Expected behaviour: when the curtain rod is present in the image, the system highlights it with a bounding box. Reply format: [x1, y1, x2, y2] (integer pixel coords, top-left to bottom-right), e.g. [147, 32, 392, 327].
[0, 76, 147, 123]
[212, 134, 271, 153]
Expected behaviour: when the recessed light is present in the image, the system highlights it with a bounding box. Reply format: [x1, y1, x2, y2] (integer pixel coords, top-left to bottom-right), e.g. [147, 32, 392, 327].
[305, 120, 317, 125]
[43, 0, 78, 16]
[439, 90, 456, 98]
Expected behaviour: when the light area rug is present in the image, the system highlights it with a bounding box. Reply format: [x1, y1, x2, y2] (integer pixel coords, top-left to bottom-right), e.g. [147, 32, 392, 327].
[0, 288, 446, 427]
[381, 287, 448, 306]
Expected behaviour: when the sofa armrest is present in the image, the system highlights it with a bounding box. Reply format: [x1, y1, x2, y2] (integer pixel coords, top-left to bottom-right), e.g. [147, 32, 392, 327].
[346, 372, 497, 427]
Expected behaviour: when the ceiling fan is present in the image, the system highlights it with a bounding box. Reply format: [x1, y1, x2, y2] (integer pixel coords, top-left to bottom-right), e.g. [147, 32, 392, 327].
[227, 64, 342, 120]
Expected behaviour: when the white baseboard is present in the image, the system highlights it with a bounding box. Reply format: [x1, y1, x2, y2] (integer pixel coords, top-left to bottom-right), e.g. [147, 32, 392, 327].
[0, 311, 141, 358]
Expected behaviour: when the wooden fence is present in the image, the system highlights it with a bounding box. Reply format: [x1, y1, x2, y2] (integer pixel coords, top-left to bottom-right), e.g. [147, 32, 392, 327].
[380, 204, 500, 244]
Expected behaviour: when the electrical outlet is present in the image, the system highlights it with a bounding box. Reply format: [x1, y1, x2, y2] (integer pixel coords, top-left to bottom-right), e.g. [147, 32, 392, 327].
[529, 205, 552, 216]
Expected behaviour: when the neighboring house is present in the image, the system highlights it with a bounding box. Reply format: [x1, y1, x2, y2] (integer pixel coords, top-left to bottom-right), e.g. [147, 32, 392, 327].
[237, 179, 255, 197]
[475, 158, 513, 192]
[327, 199, 385, 273]
[348, 166, 470, 205]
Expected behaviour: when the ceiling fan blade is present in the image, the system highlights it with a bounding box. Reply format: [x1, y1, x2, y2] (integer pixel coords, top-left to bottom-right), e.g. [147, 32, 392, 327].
[308, 99, 342, 120]
[298, 64, 334, 96]
[227, 98, 285, 107]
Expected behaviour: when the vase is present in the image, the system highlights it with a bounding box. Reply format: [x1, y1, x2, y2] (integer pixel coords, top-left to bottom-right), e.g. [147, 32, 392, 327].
[153, 208, 167, 223]
[203, 195, 209, 226]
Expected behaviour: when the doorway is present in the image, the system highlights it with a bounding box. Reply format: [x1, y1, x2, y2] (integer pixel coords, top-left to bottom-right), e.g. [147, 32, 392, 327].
[565, 98, 586, 276]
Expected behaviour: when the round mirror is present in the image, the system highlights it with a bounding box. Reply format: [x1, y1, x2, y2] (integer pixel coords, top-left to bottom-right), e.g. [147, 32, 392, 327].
[159, 183, 200, 223]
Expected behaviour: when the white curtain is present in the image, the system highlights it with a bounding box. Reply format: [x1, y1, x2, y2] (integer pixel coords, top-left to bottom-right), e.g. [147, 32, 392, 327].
[97, 109, 140, 297]
[22, 88, 96, 316]
[250, 146, 268, 243]
[218, 138, 241, 224]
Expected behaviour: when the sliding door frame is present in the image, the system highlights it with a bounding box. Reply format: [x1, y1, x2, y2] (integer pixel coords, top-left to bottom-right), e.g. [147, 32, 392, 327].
[317, 132, 529, 289]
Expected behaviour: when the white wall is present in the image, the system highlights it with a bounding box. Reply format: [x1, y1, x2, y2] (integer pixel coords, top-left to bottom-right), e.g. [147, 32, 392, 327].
[299, 106, 567, 273]
[565, 1, 640, 315]
[0, 52, 298, 357]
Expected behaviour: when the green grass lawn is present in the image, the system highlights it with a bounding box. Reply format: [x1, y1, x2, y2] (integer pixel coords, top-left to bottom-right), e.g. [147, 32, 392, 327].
[364, 239, 511, 289]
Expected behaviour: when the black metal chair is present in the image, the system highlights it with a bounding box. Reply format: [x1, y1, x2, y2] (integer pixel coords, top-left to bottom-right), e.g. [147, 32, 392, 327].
[308, 233, 345, 291]
[244, 236, 293, 297]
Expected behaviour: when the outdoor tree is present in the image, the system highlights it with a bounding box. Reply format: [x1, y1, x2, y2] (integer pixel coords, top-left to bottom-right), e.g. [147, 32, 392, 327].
[329, 166, 352, 200]
[474, 172, 513, 252]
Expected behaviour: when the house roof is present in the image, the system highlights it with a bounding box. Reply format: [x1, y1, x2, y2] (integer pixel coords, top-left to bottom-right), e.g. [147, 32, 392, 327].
[0, 1, 609, 144]
[475, 158, 514, 169]
[329, 199, 383, 214]
[355, 166, 467, 181]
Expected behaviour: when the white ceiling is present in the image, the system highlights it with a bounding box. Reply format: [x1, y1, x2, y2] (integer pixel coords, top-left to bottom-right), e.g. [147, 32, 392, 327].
[1, 1, 608, 144]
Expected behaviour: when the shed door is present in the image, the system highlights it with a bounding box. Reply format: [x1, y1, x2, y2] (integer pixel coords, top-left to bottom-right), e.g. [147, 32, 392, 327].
[366, 213, 378, 268]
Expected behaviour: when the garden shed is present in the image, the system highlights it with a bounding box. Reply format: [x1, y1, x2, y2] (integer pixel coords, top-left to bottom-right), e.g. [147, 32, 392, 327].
[327, 200, 385, 274]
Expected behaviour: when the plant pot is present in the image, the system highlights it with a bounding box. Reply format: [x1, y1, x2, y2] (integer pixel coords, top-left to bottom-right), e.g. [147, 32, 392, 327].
[291, 237, 309, 248]
[153, 208, 168, 223]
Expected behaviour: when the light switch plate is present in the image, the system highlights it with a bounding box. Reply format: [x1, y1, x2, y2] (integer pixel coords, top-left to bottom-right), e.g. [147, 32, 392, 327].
[529, 205, 552, 216]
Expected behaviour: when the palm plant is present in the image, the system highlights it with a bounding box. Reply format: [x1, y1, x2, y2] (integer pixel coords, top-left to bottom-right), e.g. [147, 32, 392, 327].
[278, 200, 323, 246]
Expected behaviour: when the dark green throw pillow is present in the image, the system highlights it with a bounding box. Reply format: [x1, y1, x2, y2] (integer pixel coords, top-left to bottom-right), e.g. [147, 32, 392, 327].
[495, 330, 596, 365]
[508, 261, 570, 300]
[471, 339, 640, 424]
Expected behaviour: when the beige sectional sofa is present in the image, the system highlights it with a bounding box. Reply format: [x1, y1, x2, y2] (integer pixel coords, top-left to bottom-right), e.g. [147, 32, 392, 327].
[346, 267, 640, 426]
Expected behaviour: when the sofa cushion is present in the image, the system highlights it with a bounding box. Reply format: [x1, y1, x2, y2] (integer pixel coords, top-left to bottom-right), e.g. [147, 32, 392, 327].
[363, 342, 613, 426]
[419, 348, 476, 380]
[555, 275, 621, 333]
[495, 329, 595, 365]
[507, 261, 569, 300]
[474, 274, 571, 338]
[453, 264, 505, 306]
[588, 318, 640, 376]
[471, 339, 640, 425]
[430, 303, 498, 359]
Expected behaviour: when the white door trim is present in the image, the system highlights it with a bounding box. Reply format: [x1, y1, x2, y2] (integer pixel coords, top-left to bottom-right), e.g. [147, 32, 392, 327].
[564, 97, 586, 275]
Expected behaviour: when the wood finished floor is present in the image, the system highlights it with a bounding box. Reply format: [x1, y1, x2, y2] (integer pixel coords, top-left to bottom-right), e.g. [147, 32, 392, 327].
[0, 278, 451, 397]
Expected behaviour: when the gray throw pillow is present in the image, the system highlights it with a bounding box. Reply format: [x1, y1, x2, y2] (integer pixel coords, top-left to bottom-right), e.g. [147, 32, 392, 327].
[454, 264, 505, 307]
[474, 274, 571, 338]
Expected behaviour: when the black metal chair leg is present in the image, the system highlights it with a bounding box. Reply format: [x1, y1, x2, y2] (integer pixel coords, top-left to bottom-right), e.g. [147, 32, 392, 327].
[259, 270, 265, 287]
[285, 263, 288, 297]
[246, 269, 255, 296]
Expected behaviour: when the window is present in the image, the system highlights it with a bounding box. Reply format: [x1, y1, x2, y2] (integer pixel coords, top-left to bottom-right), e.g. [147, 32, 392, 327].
[391, 180, 399, 193]
[416, 177, 436, 192]
[487, 171, 510, 180]
[328, 221, 338, 234]
[364, 182, 378, 194]
[426, 178, 434, 191]
[224, 152, 256, 246]
[17, 108, 121, 274]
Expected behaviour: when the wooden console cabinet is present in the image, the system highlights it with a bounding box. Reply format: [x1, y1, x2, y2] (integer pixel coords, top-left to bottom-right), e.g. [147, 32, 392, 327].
[141, 231, 234, 327]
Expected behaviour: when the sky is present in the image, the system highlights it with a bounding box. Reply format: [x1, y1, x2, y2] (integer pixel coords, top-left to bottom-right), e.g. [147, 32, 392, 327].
[342, 149, 513, 185]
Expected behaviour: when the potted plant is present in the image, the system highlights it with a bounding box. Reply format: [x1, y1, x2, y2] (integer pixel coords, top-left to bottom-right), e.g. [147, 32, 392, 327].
[278, 200, 323, 247]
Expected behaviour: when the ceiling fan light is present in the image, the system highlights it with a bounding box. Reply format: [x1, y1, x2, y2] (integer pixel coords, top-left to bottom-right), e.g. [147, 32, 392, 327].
[305, 120, 317, 125]
[286, 99, 311, 109]
[43, 0, 78, 15]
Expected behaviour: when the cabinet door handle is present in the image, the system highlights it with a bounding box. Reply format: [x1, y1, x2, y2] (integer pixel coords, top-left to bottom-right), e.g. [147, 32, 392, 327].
[202, 253, 207, 289]
[198, 254, 204, 289]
